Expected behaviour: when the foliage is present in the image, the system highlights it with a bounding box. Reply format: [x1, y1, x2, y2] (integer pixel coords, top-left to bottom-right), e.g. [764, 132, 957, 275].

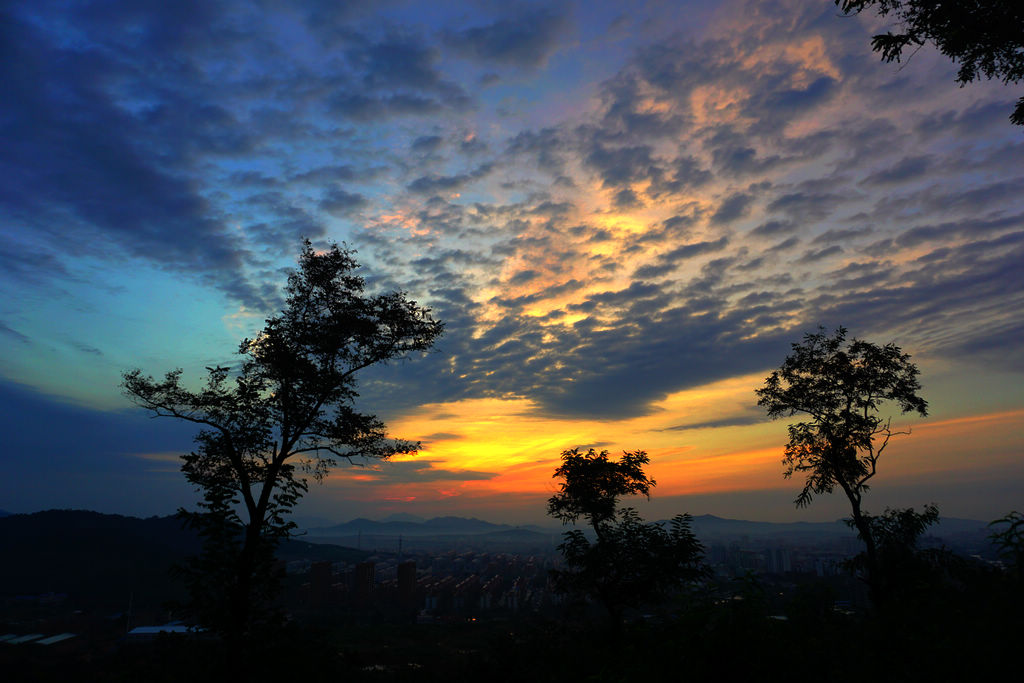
[859, 504, 940, 557]
[989, 510, 1024, 579]
[756, 326, 927, 604]
[846, 504, 941, 602]
[547, 448, 706, 628]
[755, 327, 927, 509]
[552, 509, 707, 625]
[547, 447, 655, 533]
[123, 240, 443, 638]
[836, 0, 1024, 125]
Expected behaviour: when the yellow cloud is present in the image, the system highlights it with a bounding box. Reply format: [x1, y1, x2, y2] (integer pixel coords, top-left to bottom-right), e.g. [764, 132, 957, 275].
[382, 371, 776, 498]
[222, 305, 263, 335]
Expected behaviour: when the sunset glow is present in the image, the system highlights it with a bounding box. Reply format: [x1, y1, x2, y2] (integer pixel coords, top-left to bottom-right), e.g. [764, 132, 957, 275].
[2, 0, 1021, 525]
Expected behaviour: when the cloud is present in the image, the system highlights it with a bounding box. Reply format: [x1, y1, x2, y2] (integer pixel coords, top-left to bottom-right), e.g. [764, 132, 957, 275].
[650, 155, 713, 195]
[663, 413, 767, 431]
[333, 460, 497, 485]
[506, 126, 568, 171]
[711, 192, 754, 225]
[443, 9, 569, 67]
[766, 236, 801, 253]
[584, 143, 660, 189]
[766, 190, 851, 223]
[613, 188, 642, 208]
[633, 237, 732, 279]
[420, 432, 462, 442]
[0, 321, 31, 345]
[712, 144, 788, 176]
[811, 227, 873, 245]
[411, 135, 444, 152]
[749, 75, 838, 126]
[407, 173, 473, 195]
[799, 244, 843, 263]
[915, 99, 1016, 139]
[357, 2, 1024, 422]
[349, 36, 444, 89]
[750, 220, 797, 238]
[894, 213, 1023, 249]
[0, 9, 254, 295]
[407, 163, 494, 195]
[861, 155, 933, 186]
[5, 0, 1024, 432]
[319, 188, 368, 216]
[0, 238, 74, 287]
[291, 165, 380, 185]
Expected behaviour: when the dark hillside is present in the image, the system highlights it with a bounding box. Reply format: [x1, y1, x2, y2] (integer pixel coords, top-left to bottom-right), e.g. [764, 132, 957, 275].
[0, 510, 367, 611]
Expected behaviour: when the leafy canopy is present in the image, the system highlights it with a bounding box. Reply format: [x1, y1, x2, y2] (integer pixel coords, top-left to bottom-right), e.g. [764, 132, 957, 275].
[547, 448, 655, 533]
[845, 504, 956, 604]
[837, 0, 1024, 125]
[989, 510, 1024, 579]
[554, 509, 707, 622]
[123, 240, 442, 634]
[547, 448, 706, 628]
[755, 326, 927, 508]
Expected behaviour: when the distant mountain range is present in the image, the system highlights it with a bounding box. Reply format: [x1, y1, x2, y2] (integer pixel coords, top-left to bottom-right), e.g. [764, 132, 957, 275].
[1, 507, 991, 543]
[0, 509, 994, 615]
[302, 512, 993, 546]
[686, 514, 992, 546]
[304, 515, 551, 538]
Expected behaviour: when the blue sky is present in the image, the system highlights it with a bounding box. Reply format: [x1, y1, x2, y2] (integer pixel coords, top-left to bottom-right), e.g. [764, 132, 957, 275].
[1, 0, 1021, 524]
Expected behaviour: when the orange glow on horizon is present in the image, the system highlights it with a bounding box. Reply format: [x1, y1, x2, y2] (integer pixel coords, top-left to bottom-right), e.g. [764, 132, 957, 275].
[345, 387, 1024, 510]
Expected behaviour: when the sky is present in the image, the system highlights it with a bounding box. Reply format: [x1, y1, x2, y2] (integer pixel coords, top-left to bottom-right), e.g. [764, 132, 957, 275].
[1, 0, 1022, 526]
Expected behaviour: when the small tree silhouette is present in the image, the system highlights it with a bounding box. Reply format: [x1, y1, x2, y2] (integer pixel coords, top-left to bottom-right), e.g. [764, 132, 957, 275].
[548, 448, 707, 630]
[989, 511, 1024, 582]
[846, 504, 940, 604]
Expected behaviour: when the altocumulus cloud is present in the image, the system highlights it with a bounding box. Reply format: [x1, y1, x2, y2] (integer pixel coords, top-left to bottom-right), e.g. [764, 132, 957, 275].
[2, 0, 1022, 428]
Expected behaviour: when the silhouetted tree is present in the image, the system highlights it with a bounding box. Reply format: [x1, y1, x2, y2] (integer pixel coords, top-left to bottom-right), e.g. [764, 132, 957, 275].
[123, 240, 442, 643]
[836, 0, 1024, 125]
[756, 326, 928, 604]
[846, 503, 940, 603]
[989, 510, 1024, 581]
[548, 448, 707, 630]
[548, 447, 655, 539]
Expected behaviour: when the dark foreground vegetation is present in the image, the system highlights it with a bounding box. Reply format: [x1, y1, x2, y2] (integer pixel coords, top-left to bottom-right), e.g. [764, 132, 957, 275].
[2, 509, 1021, 682]
[3, 570, 1021, 682]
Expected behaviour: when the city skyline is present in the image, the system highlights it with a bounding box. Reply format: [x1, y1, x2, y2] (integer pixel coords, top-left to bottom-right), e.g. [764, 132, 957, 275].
[1, 0, 1021, 525]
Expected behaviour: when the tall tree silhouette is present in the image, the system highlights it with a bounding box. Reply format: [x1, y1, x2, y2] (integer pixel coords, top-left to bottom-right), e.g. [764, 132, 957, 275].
[836, 0, 1024, 125]
[123, 240, 442, 642]
[756, 326, 927, 604]
[548, 448, 706, 630]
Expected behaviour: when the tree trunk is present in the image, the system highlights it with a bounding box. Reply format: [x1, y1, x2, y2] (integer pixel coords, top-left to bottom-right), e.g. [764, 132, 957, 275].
[848, 496, 882, 607]
[229, 461, 282, 644]
[224, 523, 258, 659]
